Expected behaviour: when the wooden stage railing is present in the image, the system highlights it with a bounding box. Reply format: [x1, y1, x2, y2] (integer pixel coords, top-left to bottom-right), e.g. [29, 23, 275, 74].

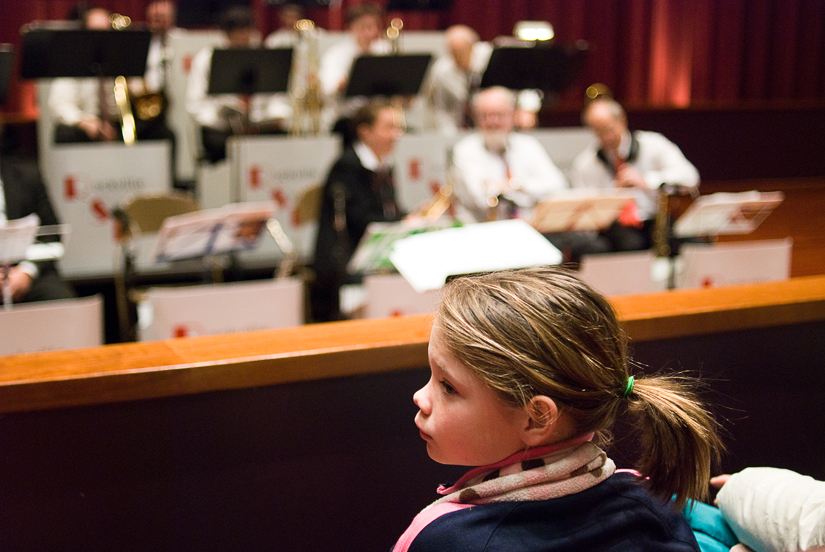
[2, 275, 825, 552]
[2, 274, 825, 415]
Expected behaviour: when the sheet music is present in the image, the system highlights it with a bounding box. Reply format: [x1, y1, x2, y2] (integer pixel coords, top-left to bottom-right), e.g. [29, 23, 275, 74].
[153, 203, 276, 262]
[0, 214, 40, 264]
[530, 190, 633, 233]
[673, 191, 784, 238]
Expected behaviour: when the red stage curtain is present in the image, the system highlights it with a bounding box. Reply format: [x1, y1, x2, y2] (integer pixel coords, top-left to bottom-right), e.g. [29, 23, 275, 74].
[2, 0, 824, 116]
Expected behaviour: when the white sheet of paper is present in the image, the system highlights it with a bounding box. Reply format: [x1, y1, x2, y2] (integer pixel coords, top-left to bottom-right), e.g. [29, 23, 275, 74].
[389, 219, 563, 293]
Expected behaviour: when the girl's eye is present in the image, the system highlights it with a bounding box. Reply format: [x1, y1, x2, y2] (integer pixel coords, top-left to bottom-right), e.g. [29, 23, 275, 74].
[440, 380, 456, 395]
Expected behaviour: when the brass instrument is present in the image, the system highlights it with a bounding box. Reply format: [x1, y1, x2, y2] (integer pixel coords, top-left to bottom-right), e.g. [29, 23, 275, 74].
[652, 185, 671, 257]
[110, 14, 138, 144]
[387, 18, 403, 54]
[412, 150, 456, 221]
[289, 19, 323, 137]
[132, 91, 168, 122]
[385, 18, 408, 131]
[113, 76, 137, 145]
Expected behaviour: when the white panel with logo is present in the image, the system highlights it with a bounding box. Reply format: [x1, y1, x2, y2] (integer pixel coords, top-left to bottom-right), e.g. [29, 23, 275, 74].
[41, 142, 172, 278]
[138, 277, 303, 341]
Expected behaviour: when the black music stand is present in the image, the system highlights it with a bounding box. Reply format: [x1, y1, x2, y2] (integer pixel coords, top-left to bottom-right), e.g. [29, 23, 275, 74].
[0, 44, 13, 105]
[207, 48, 293, 95]
[19, 26, 151, 79]
[479, 41, 589, 97]
[344, 54, 432, 97]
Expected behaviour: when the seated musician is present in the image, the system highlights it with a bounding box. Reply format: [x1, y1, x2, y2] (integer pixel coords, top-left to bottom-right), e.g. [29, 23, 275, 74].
[570, 96, 700, 252]
[0, 138, 75, 304]
[317, 2, 390, 134]
[185, 6, 291, 163]
[451, 86, 566, 222]
[48, 5, 176, 156]
[310, 99, 404, 323]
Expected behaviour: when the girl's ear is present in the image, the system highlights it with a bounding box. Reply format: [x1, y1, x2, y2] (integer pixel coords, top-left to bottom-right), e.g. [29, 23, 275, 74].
[520, 395, 563, 447]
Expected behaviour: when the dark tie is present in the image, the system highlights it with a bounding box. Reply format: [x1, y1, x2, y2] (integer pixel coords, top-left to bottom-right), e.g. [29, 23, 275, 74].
[373, 167, 398, 220]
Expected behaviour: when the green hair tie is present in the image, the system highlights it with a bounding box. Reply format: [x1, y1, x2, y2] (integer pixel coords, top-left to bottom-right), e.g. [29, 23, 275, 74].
[623, 376, 635, 399]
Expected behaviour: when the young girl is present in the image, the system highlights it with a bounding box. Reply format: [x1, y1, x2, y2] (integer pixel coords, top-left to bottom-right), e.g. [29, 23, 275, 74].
[394, 266, 723, 552]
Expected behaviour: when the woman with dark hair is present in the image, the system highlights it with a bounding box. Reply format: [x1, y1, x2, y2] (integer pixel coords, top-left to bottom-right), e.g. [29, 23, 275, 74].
[310, 99, 404, 322]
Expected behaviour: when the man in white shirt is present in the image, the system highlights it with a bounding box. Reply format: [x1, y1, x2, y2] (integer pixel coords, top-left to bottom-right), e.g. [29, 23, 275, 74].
[424, 25, 491, 135]
[451, 86, 567, 223]
[186, 7, 291, 163]
[317, 2, 390, 133]
[571, 96, 700, 251]
[49, 8, 120, 143]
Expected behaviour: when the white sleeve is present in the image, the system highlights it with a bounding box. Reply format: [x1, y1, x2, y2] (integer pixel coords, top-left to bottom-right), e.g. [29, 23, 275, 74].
[318, 42, 350, 99]
[185, 48, 223, 128]
[717, 467, 825, 552]
[509, 135, 568, 200]
[48, 78, 92, 125]
[451, 138, 493, 221]
[639, 132, 700, 191]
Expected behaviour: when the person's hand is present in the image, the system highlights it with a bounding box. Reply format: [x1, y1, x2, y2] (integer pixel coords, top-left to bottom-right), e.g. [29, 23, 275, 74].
[614, 164, 646, 188]
[514, 108, 537, 130]
[4, 266, 33, 302]
[710, 474, 732, 489]
[709, 473, 732, 506]
[78, 118, 118, 141]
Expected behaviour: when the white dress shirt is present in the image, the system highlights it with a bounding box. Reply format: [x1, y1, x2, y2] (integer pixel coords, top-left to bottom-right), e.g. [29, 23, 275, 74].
[570, 130, 699, 220]
[452, 132, 568, 222]
[318, 36, 391, 131]
[185, 44, 291, 132]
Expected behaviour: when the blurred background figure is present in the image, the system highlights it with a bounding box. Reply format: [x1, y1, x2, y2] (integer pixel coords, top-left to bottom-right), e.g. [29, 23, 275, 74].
[48, 8, 120, 143]
[186, 6, 291, 163]
[425, 24, 491, 136]
[318, 2, 389, 133]
[311, 99, 404, 323]
[0, 123, 75, 304]
[571, 96, 700, 252]
[451, 86, 566, 222]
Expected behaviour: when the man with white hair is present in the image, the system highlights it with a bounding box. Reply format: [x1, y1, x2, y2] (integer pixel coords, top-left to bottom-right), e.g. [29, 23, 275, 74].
[451, 86, 566, 222]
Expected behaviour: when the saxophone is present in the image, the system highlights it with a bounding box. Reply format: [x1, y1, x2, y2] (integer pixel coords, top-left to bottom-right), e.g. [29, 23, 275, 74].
[289, 19, 323, 137]
[651, 185, 672, 257]
[110, 14, 138, 145]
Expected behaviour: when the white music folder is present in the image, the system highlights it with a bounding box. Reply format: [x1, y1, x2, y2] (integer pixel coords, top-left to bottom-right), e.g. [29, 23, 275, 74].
[389, 219, 563, 293]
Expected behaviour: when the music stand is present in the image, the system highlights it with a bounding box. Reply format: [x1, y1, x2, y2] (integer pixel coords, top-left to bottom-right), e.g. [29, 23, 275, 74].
[0, 44, 13, 105]
[344, 54, 432, 97]
[530, 191, 632, 234]
[153, 202, 277, 263]
[207, 48, 293, 95]
[19, 26, 151, 79]
[673, 191, 785, 239]
[479, 41, 589, 97]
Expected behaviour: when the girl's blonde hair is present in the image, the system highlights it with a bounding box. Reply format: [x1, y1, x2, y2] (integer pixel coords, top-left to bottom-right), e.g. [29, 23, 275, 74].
[435, 266, 722, 508]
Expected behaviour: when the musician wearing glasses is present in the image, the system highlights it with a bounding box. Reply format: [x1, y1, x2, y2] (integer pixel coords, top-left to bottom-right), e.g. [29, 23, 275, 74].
[451, 86, 566, 223]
